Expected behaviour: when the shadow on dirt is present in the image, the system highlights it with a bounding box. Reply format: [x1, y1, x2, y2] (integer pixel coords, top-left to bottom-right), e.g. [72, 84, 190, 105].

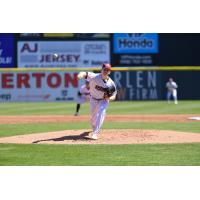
[32, 131, 92, 144]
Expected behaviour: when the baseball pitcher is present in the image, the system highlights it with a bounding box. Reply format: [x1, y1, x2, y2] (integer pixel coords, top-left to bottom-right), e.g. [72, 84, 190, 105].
[77, 63, 117, 140]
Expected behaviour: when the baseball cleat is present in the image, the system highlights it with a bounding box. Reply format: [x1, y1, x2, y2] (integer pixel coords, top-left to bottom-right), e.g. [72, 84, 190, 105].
[91, 134, 98, 140]
[74, 112, 79, 116]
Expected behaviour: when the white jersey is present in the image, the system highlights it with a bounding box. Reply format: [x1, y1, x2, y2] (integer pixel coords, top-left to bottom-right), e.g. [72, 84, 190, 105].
[79, 84, 90, 97]
[166, 81, 178, 92]
[76, 84, 90, 104]
[86, 72, 117, 100]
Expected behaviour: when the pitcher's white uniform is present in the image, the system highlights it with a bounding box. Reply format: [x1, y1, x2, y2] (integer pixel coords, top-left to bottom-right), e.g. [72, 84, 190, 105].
[86, 72, 117, 136]
[77, 63, 117, 140]
[74, 81, 90, 116]
[76, 84, 90, 104]
[166, 78, 178, 104]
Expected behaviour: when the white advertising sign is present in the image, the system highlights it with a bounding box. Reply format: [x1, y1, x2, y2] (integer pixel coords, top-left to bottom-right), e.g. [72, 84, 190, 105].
[17, 41, 110, 68]
[0, 71, 85, 102]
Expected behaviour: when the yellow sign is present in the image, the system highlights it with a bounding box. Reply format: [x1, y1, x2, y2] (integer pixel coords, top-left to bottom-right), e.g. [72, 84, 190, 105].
[43, 33, 74, 37]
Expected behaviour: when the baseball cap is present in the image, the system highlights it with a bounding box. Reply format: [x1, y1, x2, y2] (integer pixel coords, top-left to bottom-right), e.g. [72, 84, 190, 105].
[102, 63, 112, 71]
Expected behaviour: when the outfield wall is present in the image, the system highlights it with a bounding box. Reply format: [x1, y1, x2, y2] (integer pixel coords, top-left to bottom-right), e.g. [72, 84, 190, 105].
[0, 71, 85, 102]
[0, 69, 199, 102]
[110, 71, 200, 100]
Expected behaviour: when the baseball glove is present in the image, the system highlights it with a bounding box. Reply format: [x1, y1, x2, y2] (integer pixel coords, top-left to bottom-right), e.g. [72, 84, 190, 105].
[104, 85, 116, 98]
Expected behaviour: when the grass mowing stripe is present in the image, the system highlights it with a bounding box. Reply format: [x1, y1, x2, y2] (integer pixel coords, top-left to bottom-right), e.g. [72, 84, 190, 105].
[1, 101, 200, 115]
[108, 103, 200, 114]
[0, 143, 200, 166]
[0, 122, 90, 137]
[0, 103, 89, 115]
[103, 122, 200, 133]
[0, 104, 77, 113]
[0, 122, 200, 138]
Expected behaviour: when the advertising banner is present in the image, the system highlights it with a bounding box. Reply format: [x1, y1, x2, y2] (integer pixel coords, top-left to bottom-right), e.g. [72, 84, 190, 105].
[112, 54, 158, 66]
[113, 33, 158, 54]
[0, 33, 15, 68]
[0, 71, 85, 102]
[110, 71, 162, 100]
[17, 41, 110, 68]
[0, 70, 161, 102]
[112, 33, 158, 66]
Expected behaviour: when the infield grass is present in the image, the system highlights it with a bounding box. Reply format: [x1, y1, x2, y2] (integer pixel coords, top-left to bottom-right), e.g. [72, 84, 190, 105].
[0, 121, 200, 138]
[0, 101, 200, 166]
[0, 100, 200, 115]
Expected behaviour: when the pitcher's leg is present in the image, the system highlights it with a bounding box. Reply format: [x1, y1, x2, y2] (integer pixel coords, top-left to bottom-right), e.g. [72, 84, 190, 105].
[74, 104, 80, 116]
[167, 92, 171, 103]
[93, 100, 108, 135]
[75, 96, 86, 116]
[173, 90, 178, 104]
[90, 99, 98, 131]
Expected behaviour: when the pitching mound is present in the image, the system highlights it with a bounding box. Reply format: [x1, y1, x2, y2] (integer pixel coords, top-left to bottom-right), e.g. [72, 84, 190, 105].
[1, 129, 200, 144]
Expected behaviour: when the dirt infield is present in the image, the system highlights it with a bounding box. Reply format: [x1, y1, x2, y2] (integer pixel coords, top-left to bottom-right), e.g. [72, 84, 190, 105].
[0, 114, 199, 124]
[1, 114, 200, 144]
[1, 129, 200, 144]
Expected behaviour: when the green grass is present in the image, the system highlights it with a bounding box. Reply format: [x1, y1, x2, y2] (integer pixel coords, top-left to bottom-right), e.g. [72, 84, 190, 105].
[0, 101, 200, 166]
[0, 143, 200, 166]
[1, 121, 200, 138]
[0, 101, 200, 115]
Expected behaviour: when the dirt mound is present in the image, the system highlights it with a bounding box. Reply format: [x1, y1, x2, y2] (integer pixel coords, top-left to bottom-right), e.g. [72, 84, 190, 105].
[1, 129, 200, 144]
